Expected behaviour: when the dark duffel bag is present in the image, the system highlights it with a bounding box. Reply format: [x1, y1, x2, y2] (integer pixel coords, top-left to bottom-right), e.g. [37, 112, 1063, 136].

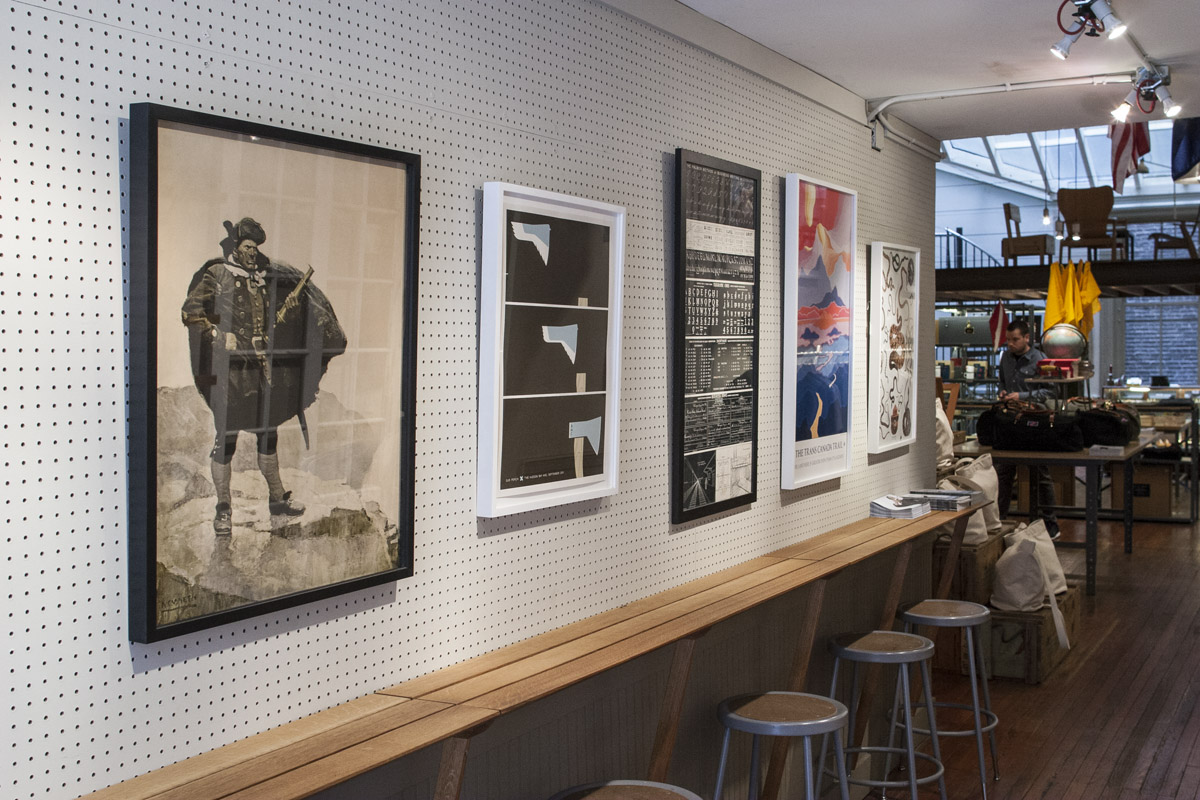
[1066, 398, 1141, 447]
[976, 400, 1085, 452]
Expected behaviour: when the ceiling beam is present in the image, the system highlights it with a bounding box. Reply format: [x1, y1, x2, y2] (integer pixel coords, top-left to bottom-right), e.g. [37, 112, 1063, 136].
[1027, 132, 1051, 199]
[934, 258, 1200, 296]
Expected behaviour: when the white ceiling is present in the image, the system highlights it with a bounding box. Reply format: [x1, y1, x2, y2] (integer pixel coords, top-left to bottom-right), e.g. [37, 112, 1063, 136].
[675, 0, 1200, 141]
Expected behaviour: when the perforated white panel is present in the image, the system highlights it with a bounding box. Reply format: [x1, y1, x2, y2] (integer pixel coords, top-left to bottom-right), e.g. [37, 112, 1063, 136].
[3, 1, 936, 798]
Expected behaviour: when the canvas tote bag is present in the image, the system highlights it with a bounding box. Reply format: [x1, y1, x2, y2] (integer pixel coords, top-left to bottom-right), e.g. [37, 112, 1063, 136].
[953, 454, 1002, 533]
[991, 532, 1070, 649]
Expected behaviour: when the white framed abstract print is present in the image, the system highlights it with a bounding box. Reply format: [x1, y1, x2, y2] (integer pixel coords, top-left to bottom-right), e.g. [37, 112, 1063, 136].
[477, 183, 625, 517]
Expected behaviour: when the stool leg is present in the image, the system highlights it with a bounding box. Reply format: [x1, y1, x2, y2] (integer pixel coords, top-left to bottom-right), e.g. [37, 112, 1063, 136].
[832, 729, 851, 800]
[900, 664, 920, 800]
[974, 623, 1001, 782]
[748, 734, 761, 800]
[882, 660, 903, 790]
[965, 625, 988, 800]
[817, 657, 842, 798]
[802, 735, 814, 800]
[919, 658, 948, 800]
[713, 726, 731, 800]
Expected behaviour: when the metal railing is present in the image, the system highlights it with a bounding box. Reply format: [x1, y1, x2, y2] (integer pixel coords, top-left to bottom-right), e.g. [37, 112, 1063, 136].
[936, 228, 1003, 270]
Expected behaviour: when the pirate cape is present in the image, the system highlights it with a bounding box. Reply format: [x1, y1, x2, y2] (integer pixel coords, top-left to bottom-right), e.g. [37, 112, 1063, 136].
[185, 259, 348, 434]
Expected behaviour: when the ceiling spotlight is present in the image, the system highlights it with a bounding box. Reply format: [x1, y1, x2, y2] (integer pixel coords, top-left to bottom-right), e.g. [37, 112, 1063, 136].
[1043, 205, 1052, 225]
[1051, 31, 1083, 59]
[1089, 0, 1127, 39]
[1055, 219, 1066, 241]
[1111, 88, 1137, 122]
[1156, 85, 1182, 118]
[1071, 223, 1082, 241]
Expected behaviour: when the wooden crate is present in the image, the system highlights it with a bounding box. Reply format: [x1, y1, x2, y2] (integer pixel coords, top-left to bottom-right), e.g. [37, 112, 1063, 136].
[929, 529, 1005, 674]
[931, 530, 1005, 606]
[1110, 461, 1174, 518]
[989, 584, 1080, 684]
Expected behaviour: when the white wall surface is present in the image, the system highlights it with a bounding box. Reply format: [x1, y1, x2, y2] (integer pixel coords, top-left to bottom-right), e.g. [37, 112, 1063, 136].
[935, 171, 1054, 265]
[2, 1, 937, 797]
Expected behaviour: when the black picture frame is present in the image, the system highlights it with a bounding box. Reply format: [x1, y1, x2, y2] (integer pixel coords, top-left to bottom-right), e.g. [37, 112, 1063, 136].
[671, 149, 761, 523]
[128, 103, 419, 642]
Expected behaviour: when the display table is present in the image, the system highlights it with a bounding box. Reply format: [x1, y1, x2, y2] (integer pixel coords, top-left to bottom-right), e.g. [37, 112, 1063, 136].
[955, 436, 1153, 595]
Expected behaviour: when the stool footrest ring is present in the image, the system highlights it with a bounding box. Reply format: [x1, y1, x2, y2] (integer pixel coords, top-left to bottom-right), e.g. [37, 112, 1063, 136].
[823, 745, 944, 790]
[893, 701, 999, 737]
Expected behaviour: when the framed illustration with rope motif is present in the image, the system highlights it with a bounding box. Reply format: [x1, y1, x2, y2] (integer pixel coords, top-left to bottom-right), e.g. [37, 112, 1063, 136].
[868, 241, 920, 454]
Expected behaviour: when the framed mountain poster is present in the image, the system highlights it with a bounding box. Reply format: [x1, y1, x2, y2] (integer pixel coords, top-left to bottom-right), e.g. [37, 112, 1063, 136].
[781, 174, 857, 488]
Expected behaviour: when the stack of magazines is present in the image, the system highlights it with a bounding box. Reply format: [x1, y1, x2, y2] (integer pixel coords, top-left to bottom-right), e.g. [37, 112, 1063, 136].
[904, 488, 980, 511]
[869, 494, 931, 519]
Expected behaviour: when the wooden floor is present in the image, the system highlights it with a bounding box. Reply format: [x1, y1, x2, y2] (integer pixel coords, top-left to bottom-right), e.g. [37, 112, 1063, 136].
[928, 516, 1200, 800]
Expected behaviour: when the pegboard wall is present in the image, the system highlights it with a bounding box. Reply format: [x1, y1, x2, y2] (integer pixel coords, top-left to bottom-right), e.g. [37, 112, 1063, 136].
[2, 1, 938, 798]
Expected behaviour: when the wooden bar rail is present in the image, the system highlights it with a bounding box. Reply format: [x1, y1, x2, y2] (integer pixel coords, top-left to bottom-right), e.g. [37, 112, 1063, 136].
[79, 507, 975, 800]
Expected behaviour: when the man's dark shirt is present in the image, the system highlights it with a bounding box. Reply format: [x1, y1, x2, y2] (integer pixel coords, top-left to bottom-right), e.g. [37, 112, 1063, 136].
[998, 345, 1054, 403]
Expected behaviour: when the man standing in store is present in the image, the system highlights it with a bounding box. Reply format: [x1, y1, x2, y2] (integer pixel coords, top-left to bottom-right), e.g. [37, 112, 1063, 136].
[182, 217, 346, 534]
[996, 318, 1060, 538]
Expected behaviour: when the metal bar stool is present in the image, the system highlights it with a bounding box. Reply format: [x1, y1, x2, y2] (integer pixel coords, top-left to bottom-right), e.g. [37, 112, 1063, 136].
[713, 691, 850, 800]
[819, 631, 946, 800]
[900, 599, 1000, 800]
[548, 780, 703, 800]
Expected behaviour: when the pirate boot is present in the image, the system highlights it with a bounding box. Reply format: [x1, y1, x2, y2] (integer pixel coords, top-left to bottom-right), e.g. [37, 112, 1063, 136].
[258, 452, 305, 516]
[211, 458, 233, 534]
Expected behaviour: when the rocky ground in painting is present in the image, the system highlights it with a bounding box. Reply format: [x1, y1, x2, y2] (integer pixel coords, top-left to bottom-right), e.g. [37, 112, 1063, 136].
[154, 387, 397, 627]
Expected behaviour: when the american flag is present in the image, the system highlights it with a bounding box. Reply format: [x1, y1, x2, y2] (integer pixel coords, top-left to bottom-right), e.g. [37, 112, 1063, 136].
[1109, 121, 1151, 194]
[989, 301, 1008, 351]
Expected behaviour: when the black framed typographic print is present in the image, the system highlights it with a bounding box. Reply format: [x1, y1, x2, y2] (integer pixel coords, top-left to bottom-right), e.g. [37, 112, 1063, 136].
[128, 103, 420, 642]
[671, 149, 761, 524]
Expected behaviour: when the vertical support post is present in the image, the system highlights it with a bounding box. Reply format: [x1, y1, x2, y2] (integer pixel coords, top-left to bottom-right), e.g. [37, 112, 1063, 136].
[934, 512, 970, 599]
[760, 579, 828, 800]
[851, 541, 914, 753]
[647, 632, 705, 782]
[433, 735, 473, 800]
[1123, 456, 1135, 553]
[1085, 463, 1100, 596]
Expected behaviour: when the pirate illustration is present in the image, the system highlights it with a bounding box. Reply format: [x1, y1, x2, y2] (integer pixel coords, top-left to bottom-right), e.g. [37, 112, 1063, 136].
[181, 218, 347, 533]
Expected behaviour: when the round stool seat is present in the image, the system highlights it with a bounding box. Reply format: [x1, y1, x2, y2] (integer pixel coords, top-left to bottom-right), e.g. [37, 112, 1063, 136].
[719, 691, 848, 738]
[549, 780, 703, 800]
[902, 599, 990, 628]
[829, 630, 934, 664]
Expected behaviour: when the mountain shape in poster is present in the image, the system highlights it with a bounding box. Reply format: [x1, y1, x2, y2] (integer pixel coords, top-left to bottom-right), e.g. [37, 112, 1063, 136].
[511, 222, 551, 265]
[542, 324, 579, 363]
[815, 287, 844, 309]
[797, 306, 851, 349]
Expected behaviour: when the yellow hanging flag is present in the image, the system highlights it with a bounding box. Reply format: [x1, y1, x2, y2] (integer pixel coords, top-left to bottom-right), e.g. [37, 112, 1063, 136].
[1062, 260, 1082, 328]
[1077, 261, 1102, 337]
[1044, 262, 1067, 330]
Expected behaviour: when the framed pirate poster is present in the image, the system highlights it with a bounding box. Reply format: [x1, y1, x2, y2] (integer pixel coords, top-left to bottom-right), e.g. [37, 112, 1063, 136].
[781, 174, 857, 489]
[868, 242, 920, 454]
[477, 183, 625, 517]
[672, 149, 761, 524]
[128, 103, 420, 642]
